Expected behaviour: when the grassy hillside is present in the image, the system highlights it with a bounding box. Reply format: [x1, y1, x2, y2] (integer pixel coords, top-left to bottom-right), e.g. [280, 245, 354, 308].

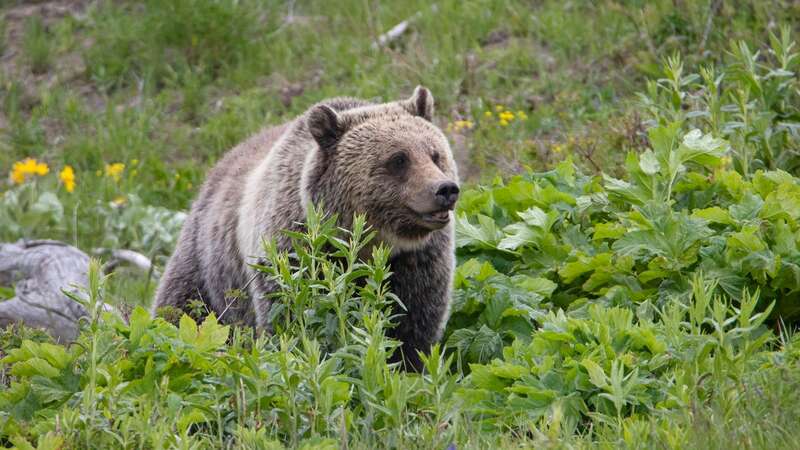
[2, 1, 800, 448]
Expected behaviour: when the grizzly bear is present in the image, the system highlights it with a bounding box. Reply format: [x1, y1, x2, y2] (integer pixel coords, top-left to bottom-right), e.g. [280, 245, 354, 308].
[153, 86, 459, 370]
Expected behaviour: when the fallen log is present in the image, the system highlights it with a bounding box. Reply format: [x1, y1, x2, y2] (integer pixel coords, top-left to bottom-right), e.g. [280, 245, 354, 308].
[0, 239, 92, 342]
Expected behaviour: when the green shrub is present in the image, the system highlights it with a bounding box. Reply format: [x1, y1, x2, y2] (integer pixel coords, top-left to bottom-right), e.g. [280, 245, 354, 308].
[22, 16, 52, 74]
[639, 26, 800, 174]
[451, 124, 800, 364]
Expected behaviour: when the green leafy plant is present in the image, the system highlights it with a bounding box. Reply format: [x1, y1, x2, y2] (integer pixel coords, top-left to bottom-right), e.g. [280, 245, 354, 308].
[3, 3, 800, 448]
[22, 16, 53, 74]
[639, 27, 800, 175]
[458, 274, 774, 432]
[0, 182, 64, 241]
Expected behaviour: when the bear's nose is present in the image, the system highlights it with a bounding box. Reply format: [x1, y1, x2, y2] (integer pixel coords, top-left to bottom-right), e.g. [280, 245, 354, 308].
[435, 182, 460, 210]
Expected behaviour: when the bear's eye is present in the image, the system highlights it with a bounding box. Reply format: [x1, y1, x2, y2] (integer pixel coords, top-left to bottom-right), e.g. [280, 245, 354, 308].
[387, 152, 409, 174]
[431, 152, 441, 165]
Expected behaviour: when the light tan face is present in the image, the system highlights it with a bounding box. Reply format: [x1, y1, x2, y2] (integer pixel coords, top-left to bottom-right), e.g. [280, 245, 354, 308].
[305, 86, 459, 245]
[338, 117, 460, 241]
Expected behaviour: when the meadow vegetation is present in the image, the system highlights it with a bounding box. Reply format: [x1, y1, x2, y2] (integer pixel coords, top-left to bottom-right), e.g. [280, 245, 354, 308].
[2, 0, 800, 448]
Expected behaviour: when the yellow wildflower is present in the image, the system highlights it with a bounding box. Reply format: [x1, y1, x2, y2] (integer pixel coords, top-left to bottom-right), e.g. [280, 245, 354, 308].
[175, 173, 181, 180]
[131, 158, 139, 166]
[453, 120, 474, 131]
[448, 119, 475, 133]
[59, 165, 76, 193]
[484, 111, 493, 118]
[517, 110, 528, 120]
[499, 119, 509, 127]
[105, 163, 125, 182]
[10, 158, 49, 184]
[499, 111, 515, 122]
[112, 195, 127, 207]
[553, 144, 563, 154]
[495, 105, 504, 111]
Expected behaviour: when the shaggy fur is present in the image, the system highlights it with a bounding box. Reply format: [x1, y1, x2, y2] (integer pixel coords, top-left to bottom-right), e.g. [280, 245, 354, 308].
[153, 87, 459, 370]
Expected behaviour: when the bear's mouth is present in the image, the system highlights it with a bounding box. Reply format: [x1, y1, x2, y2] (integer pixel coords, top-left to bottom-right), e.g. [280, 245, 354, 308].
[418, 209, 450, 227]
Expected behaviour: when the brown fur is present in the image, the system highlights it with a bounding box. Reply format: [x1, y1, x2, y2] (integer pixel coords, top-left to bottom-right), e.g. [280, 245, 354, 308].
[153, 87, 459, 370]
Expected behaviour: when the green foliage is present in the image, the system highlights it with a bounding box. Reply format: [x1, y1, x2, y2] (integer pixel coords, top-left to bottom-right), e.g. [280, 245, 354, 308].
[3, 1, 800, 448]
[254, 207, 396, 353]
[22, 16, 52, 74]
[1, 212, 798, 448]
[94, 194, 186, 264]
[85, 0, 270, 91]
[0, 183, 63, 240]
[0, 212, 458, 448]
[455, 125, 800, 343]
[639, 26, 800, 175]
[459, 276, 773, 432]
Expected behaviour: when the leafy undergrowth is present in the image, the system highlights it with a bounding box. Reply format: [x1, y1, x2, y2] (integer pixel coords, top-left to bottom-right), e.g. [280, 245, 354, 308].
[3, 2, 800, 449]
[5, 123, 800, 447]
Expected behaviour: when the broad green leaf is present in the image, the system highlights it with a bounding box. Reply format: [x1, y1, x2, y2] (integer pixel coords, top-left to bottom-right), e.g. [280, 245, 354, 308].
[11, 358, 59, 379]
[648, 121, 682, 163]
[639, 150, 661, 175]
[29, 192, 64, 223]
[692, 206, 735, 225]
[178, 314, 199, 344]
[719, 169, 748, 200]
[499, 222, 539, 251]
[178, 408, 209, 434]
[321, 378, 352, 405]
[603, 174, 650, 205]
[760, 182, 800, 221]
[581, 359, 608, 389]
[196, 313, 230, 352]
[678, 129, 729, 165]
[593, 222, 626, 241]
[729, 193, 763, 221]
[518, 207, 548, 228]
[559, 253, 601, 283]
[727, 226, 767, 254]
[469, 364, 512, 392]
[513, 276, 557, 298]
[456, 213, 503, 249]
[489, 363, 528, 379]
[129, 306, 151, 347]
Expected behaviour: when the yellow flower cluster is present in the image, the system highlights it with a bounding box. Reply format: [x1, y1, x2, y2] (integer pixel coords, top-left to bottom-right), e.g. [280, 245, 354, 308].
[9, 158, 77, 193]
[485, 106, 528, 126]
[59, 165, 76, 192]
[10, 158, 49, 184]
[447, 119, 474, 132]
[105, 163, 125, 182]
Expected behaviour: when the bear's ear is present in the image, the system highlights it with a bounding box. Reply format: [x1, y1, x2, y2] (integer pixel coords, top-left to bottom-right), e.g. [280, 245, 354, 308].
[403, 85, 434, 121]
[308, 104, 344, 149]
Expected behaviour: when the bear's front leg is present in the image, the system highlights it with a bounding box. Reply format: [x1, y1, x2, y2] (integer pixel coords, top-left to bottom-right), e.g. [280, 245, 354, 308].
[385, 231, 455, 372]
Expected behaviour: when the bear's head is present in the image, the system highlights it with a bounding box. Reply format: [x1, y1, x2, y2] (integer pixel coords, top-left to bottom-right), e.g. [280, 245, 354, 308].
[302, 86, 459, 251]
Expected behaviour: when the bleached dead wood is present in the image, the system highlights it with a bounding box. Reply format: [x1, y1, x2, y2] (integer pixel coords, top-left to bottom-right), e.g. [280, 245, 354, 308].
[373, 16, 416, 48]
[95, 248, 157, 278]
[0, 239, 91, 342]
[371, 4, 438, 49]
